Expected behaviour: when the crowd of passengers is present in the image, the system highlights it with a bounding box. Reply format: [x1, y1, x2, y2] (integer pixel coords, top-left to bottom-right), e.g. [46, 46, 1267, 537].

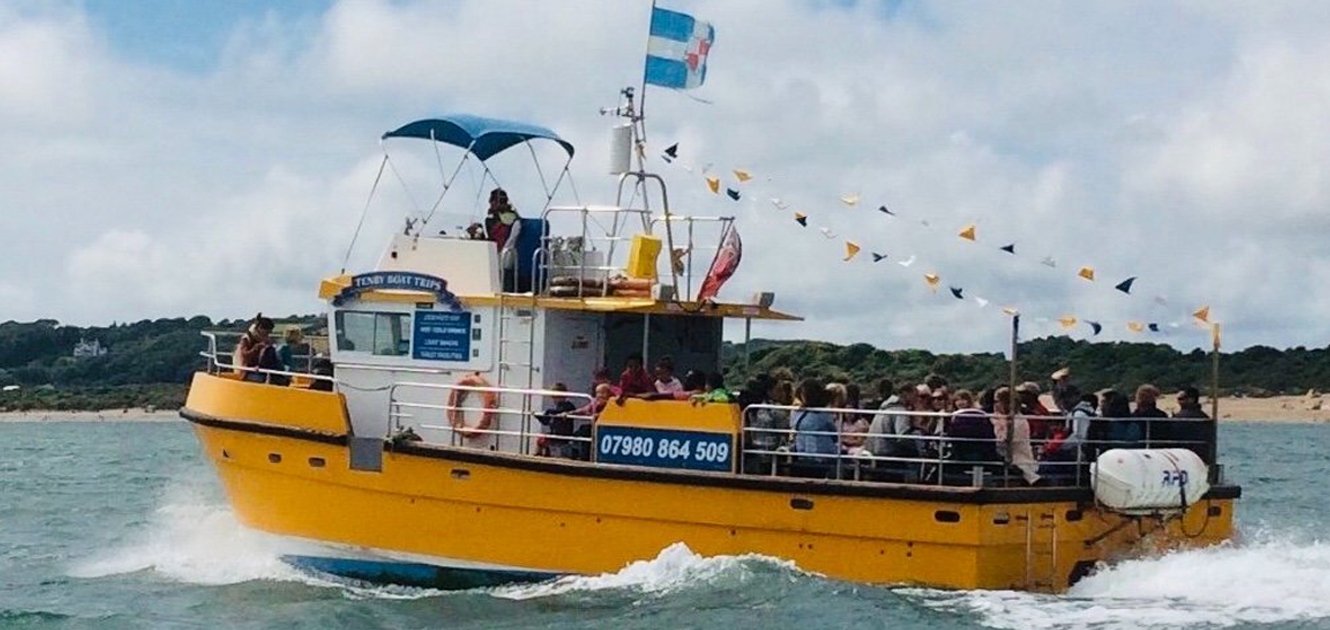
[535, 353, 1214, 486]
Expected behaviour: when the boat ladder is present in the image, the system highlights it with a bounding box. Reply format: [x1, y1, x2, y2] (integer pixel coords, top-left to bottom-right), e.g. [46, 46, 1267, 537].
[1021, 508, 1060, 591]
[495, 292, 539, 453]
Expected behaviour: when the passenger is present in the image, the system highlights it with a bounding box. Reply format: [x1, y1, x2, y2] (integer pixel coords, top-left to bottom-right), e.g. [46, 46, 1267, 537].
[1017, 381, 1056, 442]
[991, 387, 1041, 485]
[1171, 386, 1213, 460]
[836, 388, 871, 455]
[309, 357, 335, 391]
[741, 375, 789, 473]
[1046, 388, 1096, 460]
[627, 370, 706, 402]
[1096, 389, 1141, 451]
[1132, 384, 1169, 445]
[618, 352, 654, 396]
[484, 187, 522, 291]
[234, 314, 275, 383]
[693, 372, 734, 403]
[277, 327, 309, 372]
[867, 382, 916, 457]
[791, 378, 838, 457]
[910, 384, 937, 436]
[652, 356, 683, 393]
[1050, 367, 1073, 413]
[978, 387, 997, 414]
[535, 383, 577, 457]
[592, 368, 623, 398]
[946, 389, 999, 467]
[771, 379, 795, 409]
[567, 383, 614, 460]
[924, 373, 949, 392]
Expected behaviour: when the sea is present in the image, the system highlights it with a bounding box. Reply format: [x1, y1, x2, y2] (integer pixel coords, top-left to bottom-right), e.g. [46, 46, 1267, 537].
[2, 419, 1328, 630]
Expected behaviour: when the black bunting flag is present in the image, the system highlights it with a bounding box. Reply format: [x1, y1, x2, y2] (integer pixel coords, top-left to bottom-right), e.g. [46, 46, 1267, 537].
[726, 188, 741, 201]
[662, 143, 678, 163]
[1000, 243, 1016, 254]
[1087, 320, 1103, 336]
[950, 287, 965, 300]
[1115, 277, 1137, 295]
[871, 252, 887, 262]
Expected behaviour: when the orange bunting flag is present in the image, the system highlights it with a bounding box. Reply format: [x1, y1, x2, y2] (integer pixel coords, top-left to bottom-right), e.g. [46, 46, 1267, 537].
[1127, 321, 1146, 333]
[958, 224, 977, 241]
[705, 176, 720, 194]
[840, 193, 860, 206]
[1058, 315, 1078, 330]
[1192, 305, 1211, 323]
[1078, 266, 1096, 281]
[924, 273, 940, 291]
[793, 212, 808, 227]
[843, 241, 861, 261]
[733, 169, 752, 182]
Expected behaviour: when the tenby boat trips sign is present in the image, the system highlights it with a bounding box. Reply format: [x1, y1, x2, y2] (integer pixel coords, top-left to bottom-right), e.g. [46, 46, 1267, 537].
[333, 272, 463, 310]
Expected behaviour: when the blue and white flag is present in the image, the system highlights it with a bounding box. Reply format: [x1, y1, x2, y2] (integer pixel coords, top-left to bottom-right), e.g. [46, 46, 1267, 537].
[644, 7, 714, 90]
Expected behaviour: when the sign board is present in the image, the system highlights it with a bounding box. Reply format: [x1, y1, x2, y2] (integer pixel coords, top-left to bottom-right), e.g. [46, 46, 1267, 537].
[595, 425, 733, 472]
[412, 311, 472, 361]
[334, 271, 462, 310]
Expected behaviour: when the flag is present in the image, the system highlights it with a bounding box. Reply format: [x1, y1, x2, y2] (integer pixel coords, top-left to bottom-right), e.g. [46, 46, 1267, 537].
[1193, 305, 1211, 323]
[793, 212, 807, 227]
[1114, 277, 1137, 294]
[897, 255, 916, 268]
[840, 193, 860, 206]
[645, 7, 715, 90]
[1078, 266, 1096, 281]
[958, 224, 976, 241]
[1000, 243, 1016, 254]
[1059, 315, 1078, 330]
[697, 224, 741, 301]
[871, 252, 886, 262]
[924, 273, 940, 291]
[726, 188, 740, 201]
[705, 176, 720, 194]
[950, 286, 964, 300]
[662, 143, 679, 162]
[733, 169, 752, 182]
[1087, 320, 1103, 335]
[843, 241, 861, 261]
[878, 205, 895, 216]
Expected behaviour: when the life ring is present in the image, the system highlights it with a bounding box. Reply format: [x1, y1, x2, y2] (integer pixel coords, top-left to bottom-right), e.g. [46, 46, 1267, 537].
[447, 373, 498, 439]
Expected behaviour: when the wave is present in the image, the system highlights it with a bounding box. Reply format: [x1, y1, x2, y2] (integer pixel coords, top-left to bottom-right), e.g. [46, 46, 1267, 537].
[906, 533, 1330, 629]
[487, 542, 804, 601]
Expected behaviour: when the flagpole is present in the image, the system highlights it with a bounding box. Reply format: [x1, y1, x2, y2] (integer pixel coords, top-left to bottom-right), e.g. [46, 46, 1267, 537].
[637, 0, 682, 297]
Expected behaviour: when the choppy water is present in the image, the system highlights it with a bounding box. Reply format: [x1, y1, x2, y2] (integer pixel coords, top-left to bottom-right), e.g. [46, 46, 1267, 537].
[2, 420, 1328, 629]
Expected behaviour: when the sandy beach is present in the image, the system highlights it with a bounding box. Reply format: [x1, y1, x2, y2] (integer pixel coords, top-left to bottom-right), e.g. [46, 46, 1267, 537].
[0, 408, 181, 422]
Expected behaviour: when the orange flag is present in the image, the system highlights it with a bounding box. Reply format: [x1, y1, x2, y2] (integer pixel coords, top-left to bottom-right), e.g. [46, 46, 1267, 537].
[733, 169, 753, 182]
[1127, 321, 1145, 333]
[1193, 305, 1211, 323]
[843, 241, 861, 261]
[1078, 266, 1096, 281]
[1058, 315, 1078, 330]
[924, 273, 940, 291]
[958, 224, 977, 241]
[705, 176, 720, 194]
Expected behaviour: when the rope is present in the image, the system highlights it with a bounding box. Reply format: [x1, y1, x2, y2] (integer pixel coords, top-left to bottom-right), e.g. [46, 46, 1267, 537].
[341, 154, 389, 274]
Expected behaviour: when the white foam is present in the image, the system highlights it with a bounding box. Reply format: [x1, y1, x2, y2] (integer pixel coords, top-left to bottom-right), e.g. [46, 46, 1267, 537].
[489, 542, 802, 600]
[907, 535, 1330, 629]
[68, 483, 303, 585]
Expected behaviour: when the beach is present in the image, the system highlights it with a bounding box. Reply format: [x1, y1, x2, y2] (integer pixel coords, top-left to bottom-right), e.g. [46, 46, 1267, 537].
[0, 408, 181, 422]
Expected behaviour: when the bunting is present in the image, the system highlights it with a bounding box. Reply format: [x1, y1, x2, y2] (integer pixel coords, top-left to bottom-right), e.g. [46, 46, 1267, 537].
[950, 286, 965, 300]
[1058, 315, 1078, 330]
[1087, 320, 1103, 336]
[793, 212, 807, 227]
[1114, 276, 1137, 294]
[958, 224, 977, 241]
[1078, 266, 1096, 282]
[726, 188, 740, 201]
[733, 169, 752, 182]
[1000, 243, 1016, 254]
[843, 241, 861, 261]
[1193, 305, 1211, 323]
[840, 193, 860, 206]
[924, 273, 941, 291]
[705, 176, 720, 194]
[871, 252, 887, 262]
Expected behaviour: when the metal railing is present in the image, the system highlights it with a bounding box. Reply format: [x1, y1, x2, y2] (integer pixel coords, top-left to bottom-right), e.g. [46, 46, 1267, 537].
[647, 215, 733, 301]
[388, 380, 597, 456]
[739, 404, 1215, 488]
[199, 331, 335, 388]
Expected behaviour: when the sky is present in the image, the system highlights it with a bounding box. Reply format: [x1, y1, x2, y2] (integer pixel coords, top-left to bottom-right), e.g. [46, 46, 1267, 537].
[2, 0, 1329, 355]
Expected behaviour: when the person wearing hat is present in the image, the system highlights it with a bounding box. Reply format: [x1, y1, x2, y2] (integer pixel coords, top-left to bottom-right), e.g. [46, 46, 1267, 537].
[1017, 381, 1055, 440]
[484, 187, 522, 291]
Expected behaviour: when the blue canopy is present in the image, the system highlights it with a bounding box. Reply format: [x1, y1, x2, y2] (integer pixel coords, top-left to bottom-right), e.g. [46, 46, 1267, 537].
[382, 114, 575, 162]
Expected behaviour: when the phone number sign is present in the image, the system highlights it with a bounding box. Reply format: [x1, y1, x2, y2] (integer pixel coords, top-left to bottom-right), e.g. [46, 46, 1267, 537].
[595, 426, 733, 472]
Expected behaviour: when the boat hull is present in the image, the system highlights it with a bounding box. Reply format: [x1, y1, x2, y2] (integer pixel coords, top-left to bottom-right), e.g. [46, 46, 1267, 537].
[184, 402, 1235, 592]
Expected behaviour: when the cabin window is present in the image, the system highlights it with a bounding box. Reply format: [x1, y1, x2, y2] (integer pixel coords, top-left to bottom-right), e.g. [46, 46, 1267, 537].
[335, 311, 411, 356]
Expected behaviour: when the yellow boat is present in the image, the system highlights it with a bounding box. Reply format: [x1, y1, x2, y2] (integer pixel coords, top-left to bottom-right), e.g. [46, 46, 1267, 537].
[182, 104, 1238, 593]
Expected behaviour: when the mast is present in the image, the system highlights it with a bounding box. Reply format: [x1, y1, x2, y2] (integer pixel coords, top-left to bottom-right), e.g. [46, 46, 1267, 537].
[631, 0, 681, 296]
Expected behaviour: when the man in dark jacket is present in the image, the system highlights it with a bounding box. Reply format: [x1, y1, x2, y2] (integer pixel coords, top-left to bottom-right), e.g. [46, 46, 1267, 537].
[1172, 386, 1213, 461]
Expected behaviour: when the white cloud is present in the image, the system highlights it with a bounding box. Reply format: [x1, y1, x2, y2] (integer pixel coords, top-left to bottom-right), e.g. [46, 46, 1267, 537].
[1, 0, 1328, 354]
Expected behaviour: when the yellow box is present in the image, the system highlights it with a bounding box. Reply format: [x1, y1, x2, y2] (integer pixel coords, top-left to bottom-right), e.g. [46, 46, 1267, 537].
[625, 234, 662, 279]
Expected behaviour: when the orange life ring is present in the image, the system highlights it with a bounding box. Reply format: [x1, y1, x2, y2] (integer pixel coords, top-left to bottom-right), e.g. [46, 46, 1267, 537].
[447, 373, 498, 439]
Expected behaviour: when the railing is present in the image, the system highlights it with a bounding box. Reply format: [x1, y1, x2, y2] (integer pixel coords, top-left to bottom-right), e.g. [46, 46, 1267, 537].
[199, 331, 335, 387]
[647, 215, 733, 302]
[740, 404, 1215, 488]
[538, 205, 653, 297]
[388, 380, 596, 456]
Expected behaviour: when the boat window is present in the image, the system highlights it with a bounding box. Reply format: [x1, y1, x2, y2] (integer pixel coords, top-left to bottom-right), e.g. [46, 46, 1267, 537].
[335, 311, 411, 356]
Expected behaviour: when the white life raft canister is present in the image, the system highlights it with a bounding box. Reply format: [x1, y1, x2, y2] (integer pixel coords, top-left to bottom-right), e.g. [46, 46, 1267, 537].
[1090, 448, 1210, 514]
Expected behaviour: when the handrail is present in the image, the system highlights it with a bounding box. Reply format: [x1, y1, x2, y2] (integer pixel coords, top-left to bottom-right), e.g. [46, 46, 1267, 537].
[198, 331, 336, 386]
[387, 379, 596, 454]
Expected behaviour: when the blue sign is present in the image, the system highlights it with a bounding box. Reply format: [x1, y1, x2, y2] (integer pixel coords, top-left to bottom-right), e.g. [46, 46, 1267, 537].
[334, 272, 462, 310]
[595, 426, 733, 472]
[412, 311, 472, 361]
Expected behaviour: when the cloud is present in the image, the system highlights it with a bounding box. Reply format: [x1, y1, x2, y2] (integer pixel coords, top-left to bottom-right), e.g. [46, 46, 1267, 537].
[1, 0, 1328, 354]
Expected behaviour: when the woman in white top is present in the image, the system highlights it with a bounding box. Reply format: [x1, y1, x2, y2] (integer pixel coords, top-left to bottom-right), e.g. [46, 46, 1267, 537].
[991, 387, 1041, 485]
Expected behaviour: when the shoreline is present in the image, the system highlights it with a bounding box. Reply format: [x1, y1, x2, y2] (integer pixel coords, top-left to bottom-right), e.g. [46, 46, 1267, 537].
[2, 395, 1329, 423]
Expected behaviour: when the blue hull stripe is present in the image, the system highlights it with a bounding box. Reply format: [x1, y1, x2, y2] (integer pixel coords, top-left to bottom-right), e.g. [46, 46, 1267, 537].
[283, 555, 558, 590]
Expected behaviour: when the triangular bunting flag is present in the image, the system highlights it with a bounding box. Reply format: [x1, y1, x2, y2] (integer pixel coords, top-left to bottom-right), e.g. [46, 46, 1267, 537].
[878, 205, 895, 216]
[726, 188, 741, 201]
[705, 176, 720, 194]
[793, 212, 807, 227]
[733, 169, 752, 182]
[843, 241, 861, 261]
[975, 296, 990, 308]
[840, 193, 860, 206]
[924, 273, 941, 291]
[1127, 321, 1146, 333]
[771, 198, 789, 210]
[1148, 323, 1160, 332]
[662, 143, 678, 162]
[1114, 277, 1137, 294]
[1087, 320, 1103, 335]
[1078, 266, 1096, 281]
[1058, 315, 1078, 330]
[950, 286, 964, 300]
[1192, 305, 1211, 323]
[1000, 243, 1016, 254]
[1041, 256, 1057, 268]
[958, 224, 977, 241]
[1154, 295, 1169, 306]
[1002, 307, 1019, 317]
[897, 255, 916, 268]
[871, 252, 886, 262]
[819, 227, 836, 239]
[920, 219, 931, 227]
